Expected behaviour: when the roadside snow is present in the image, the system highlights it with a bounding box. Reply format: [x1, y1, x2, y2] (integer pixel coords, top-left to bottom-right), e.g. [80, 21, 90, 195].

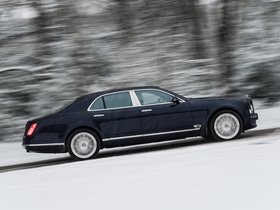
[254, 105, 280, 130]
[0, 143, 68, 167]
[1, 131, 280, 210]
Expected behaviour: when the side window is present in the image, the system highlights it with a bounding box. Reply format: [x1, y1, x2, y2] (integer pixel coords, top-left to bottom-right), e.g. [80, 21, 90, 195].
[135, 90, 173, 105]
[103, 92, 132, 109]
[91, 97, 105, 110]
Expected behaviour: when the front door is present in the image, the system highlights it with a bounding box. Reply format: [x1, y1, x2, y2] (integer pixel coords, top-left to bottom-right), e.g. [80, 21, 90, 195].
[134, 89, 193, 138]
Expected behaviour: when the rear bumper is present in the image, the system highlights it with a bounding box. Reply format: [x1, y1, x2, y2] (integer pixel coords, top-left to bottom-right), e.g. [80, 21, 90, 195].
[22, 133, 66, 153]
[22, 143, 66, 153]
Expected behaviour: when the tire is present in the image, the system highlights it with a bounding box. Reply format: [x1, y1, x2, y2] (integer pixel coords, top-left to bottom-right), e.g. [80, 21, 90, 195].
[209, 110, 243, 141]
[67, 129, 101, 160]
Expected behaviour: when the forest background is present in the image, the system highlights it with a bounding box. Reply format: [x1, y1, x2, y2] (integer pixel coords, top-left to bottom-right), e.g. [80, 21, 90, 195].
[0, 0, 279, 141]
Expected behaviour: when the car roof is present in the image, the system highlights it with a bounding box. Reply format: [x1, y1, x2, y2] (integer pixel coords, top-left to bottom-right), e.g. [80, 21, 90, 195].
[82, 86, 162, 100]
[57, 86, 184, 114]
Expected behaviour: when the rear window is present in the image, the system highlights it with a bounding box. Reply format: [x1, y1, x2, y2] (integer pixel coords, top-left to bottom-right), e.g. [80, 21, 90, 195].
[91, 97, 105, 110]
[103, 92, 132, 109]
[89, 92, 132, 110]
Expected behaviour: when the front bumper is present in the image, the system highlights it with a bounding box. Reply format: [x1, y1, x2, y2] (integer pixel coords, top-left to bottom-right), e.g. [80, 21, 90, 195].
[250, 113, 258, 128]
[250, 113, 258, 120]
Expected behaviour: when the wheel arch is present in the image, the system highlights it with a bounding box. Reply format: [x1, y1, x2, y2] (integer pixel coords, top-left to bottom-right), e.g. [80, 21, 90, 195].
[206, 107, 245, 134]
[64, 126, 103, 152]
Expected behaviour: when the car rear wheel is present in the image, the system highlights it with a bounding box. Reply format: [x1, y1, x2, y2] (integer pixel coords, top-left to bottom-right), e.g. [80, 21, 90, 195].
[67, 129, 100, 160]
[209, 110, 243, 141]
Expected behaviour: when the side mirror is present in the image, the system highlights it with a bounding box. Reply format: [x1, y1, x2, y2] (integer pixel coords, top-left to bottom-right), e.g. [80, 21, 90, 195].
[171, 97, 180, 104]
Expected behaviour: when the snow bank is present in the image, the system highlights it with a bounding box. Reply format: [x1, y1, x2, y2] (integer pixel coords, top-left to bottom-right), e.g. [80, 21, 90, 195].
[0, 143, 68, 167]
[254, 104, 280, 130]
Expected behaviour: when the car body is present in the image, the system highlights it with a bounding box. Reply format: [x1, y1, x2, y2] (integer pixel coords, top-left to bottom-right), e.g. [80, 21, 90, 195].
[22, 86, 258, 160]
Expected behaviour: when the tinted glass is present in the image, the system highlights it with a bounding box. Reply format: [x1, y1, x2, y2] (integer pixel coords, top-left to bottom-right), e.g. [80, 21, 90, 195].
[91, 97, 105, 110]
[103, 92, 132, 109]
[135, 90, 173, 105]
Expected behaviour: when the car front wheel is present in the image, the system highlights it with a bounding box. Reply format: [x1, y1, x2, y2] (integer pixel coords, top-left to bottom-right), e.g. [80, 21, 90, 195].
[209, 110, 243, 141]
[67, 129, 100, 160]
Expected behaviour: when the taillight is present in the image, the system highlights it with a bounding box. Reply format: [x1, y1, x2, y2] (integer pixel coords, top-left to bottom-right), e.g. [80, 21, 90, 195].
[27, 123, 37, 136]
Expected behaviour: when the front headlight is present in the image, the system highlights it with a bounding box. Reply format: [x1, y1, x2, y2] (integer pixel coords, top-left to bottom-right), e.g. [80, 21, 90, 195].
[249, 103, 254, 114]
[244, 95, 254, 114]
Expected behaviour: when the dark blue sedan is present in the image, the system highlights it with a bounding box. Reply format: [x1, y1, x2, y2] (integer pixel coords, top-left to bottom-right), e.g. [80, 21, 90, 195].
[23, 86, 258, 160]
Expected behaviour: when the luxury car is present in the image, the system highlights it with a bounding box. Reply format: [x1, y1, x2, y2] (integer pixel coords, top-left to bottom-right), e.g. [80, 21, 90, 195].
[23, 86, 258, 160]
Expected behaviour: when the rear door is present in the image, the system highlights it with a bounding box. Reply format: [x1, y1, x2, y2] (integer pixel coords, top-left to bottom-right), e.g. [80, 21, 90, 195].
[87, 91, 141, 140]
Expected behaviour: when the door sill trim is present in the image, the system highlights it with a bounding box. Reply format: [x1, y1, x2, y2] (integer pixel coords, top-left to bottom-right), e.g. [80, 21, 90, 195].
[103, 128, 200, 141]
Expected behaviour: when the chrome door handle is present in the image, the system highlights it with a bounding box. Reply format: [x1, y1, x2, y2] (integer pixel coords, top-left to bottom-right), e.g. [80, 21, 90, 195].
[141, 109, 152, 113]
[93, 114, 104, 118]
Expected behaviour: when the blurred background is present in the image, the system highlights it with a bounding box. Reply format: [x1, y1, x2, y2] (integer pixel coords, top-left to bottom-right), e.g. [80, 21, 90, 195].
[0, 0, 280, 142]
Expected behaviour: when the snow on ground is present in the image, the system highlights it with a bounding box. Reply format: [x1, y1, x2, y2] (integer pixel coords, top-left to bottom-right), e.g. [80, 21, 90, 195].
[0, 143, 69, 167]
[1, 131, 280, 210]
[255, 105, 280, 130]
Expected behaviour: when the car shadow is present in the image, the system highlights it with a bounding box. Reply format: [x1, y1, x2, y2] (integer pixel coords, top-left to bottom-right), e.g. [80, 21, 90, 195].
[98, 137, 207, 159]
[0, 157, 74, 173]
[98, 127, 278, 159]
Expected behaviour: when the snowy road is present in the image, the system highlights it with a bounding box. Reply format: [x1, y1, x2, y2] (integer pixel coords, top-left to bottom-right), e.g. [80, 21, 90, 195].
[0, 128, 278, 173]
[0, 127, 280, 210]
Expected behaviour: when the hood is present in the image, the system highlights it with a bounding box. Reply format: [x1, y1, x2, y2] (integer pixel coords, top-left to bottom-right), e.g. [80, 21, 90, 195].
[187, 96, 245, 102]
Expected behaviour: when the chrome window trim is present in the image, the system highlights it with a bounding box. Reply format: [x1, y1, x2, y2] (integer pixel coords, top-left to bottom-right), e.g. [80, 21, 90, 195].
[87, 90, 135, 112]
[137, 101, 173, 107]
[130, 90, 141, 106]
[132, 88, 185, 107]
[103, 128, 200, 141]
[87, 88, 186, 112]
[89, 105, 135, 112]
[23, 143, 64, 147]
